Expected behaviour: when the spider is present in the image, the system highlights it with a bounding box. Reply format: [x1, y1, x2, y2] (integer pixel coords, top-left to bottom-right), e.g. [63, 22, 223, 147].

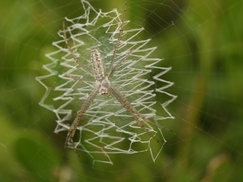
[63, 4, 165, 154]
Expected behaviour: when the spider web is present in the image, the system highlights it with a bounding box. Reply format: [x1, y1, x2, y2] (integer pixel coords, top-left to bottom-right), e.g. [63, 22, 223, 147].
[1, 0, 243, 180]
[36, 0, 176, 165]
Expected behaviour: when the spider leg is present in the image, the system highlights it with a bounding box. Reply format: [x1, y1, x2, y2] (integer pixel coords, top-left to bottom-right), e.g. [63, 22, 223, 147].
[63, 22, 93, 76]
[109, 84, 165, 146]
[108, 49, 133, 79]
[109, 3, 127, 73]
[65, 88, 99, 154]
[63, 73, 93, 83]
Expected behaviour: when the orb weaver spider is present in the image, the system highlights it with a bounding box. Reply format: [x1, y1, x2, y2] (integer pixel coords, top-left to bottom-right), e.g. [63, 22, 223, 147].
[62, 4, 165, 154]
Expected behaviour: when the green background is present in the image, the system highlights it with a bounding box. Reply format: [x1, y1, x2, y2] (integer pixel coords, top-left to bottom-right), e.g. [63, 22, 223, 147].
[0, 0, 242, 181]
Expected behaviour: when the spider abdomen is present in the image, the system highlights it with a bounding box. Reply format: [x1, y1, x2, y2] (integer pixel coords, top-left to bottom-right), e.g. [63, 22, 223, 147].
[91, 48, 105, 81]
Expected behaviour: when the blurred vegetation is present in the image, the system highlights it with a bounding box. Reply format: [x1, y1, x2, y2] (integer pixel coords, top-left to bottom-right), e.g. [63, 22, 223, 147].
[0, 0, 242, 181]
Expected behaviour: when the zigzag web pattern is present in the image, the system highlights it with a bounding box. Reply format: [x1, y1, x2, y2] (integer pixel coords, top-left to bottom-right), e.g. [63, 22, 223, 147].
[36, 0, 177, 165]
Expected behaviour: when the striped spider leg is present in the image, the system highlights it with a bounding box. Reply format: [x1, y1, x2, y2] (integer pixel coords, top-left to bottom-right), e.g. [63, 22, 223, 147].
[63, 4, 165, 154]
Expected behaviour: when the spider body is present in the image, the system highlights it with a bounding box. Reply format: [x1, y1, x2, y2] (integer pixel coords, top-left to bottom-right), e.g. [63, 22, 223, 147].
[91, 48, 105, 81]
[96, 76, 111, 97]
[91, 48, 111, 96]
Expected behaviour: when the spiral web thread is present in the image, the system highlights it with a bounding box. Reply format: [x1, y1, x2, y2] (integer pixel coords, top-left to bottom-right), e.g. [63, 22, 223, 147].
[36, 0, 177, 165]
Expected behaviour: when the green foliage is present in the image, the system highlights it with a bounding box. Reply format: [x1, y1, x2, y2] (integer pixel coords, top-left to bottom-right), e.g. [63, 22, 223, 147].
[13, 132, 61, 181]
[0, 0, 242, 181]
